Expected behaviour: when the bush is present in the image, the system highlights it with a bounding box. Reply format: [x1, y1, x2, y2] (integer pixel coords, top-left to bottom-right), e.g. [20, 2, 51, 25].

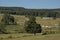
[1, 14, 16, 25]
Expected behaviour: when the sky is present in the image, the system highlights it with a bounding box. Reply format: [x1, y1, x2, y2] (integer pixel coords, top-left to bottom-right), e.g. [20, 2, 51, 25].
[0, 0, 60, 9]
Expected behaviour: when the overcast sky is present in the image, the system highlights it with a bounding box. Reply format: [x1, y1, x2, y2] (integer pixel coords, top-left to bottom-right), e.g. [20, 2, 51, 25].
[0, 0, 60, 9]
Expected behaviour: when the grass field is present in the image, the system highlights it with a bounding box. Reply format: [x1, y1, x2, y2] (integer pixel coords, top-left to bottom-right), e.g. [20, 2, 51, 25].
[0, 14, 60, 40]
[0, 33, 60, 40]
[0, 14, 60, 26]
[0, 14, 60, 33]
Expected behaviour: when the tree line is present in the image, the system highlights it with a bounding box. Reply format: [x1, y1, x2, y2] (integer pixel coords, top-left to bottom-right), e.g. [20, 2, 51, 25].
[0, 7, 60, 18]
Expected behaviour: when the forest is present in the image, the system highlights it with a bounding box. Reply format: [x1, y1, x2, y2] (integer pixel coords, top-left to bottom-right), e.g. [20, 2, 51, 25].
[0, 7, 60, 18]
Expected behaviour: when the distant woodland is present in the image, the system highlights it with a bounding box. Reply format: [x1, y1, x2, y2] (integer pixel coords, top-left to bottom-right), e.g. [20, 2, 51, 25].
[0, 7, 60, 18]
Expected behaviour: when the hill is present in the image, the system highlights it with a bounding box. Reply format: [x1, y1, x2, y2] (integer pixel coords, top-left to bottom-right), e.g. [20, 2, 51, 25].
[0, 7, 60, 18]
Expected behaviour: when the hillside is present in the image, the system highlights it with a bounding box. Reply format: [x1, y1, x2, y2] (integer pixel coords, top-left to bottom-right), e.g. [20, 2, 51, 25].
[0, 7, 60, 18]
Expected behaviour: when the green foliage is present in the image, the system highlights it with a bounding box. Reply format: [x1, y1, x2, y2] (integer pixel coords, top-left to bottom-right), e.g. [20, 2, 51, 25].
[0, 14, 17, 34]
[1, 14, 16, 25]
[24, 16, 42, 35]
[0, 7, 60, 18]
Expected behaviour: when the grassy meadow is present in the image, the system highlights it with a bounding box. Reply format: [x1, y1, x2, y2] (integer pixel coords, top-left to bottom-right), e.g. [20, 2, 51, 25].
[0, 14, 60, 26]
[0, 14, 60, 33]
[0, 33, 60, 40]
[0, 14, 60, 40]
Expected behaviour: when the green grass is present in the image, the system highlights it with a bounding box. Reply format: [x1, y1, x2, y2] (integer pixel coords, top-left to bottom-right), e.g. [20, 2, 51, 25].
[5, 25, 25, 33]
[0, 14, 60, 26]
[0, 33, 60, 40]
[6, 25, 23, 30]
[0, 14, 60, 33]
[0, 14, 60, 40]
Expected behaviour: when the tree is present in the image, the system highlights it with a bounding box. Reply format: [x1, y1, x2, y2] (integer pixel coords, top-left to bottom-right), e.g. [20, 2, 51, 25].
[24, 16, 42, 35]
[1, 14, 16, 25]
